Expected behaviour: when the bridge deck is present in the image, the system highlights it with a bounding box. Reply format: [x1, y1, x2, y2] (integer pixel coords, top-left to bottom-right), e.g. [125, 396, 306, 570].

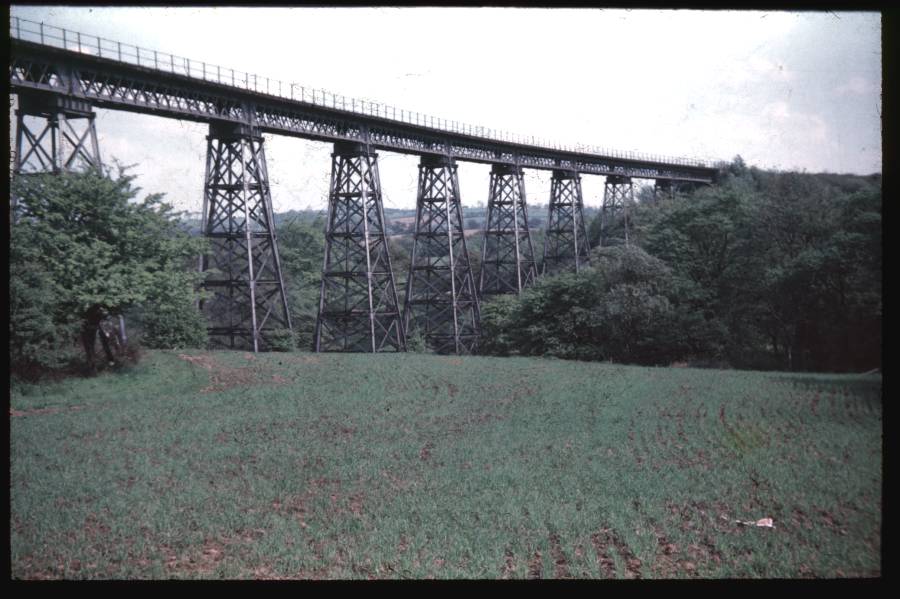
[9, 18, 717, 183]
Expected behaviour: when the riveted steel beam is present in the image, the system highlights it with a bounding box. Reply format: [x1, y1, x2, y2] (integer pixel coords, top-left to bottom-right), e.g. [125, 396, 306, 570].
[10, 38, 718, 182]
[601, 175, 634, 248]
[315, 142, 406, 352]
[199, 124, 292, 351]
[479, 163, 538, 298]
[403, 154, 480, 355]
[13, 90, 101, 176]
[542, 169, 590, 275]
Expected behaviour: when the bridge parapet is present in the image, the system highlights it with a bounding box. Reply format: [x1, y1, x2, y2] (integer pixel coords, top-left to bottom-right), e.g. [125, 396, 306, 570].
[10, 17, 717, 181]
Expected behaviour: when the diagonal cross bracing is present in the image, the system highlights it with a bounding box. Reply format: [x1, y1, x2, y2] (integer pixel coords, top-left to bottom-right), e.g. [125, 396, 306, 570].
[479, 163, 538, 298]
[199, 122, 292, 351]
[403, 154, 480, 355]
[653, 178, 698, 201]
[13, 91, 101, 176]
[600, 175, 633, 247]
[315, 142, 406, 352]
[10, 27, 719, 184]
[542, 169, 590, 275]
[12, 92, 102, 223]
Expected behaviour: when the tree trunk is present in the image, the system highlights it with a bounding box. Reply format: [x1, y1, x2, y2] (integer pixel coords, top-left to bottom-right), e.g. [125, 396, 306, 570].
[81, 305, 105, 374]
[81, 322, 98, 374]
[98, 326, 116, 365]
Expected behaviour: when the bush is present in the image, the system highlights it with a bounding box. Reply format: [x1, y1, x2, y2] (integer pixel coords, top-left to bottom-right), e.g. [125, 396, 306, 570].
[479, 245, 705, 365]
[9, 230, 81, 378]
[265, 328, 296, 352]
[10, 168, 208, 375]
[405, 330, 429, 354]
[138, 298, 208, 350]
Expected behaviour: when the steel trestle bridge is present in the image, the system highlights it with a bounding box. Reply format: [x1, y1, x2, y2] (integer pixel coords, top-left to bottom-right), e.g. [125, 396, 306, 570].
[10, 17, 719, 354]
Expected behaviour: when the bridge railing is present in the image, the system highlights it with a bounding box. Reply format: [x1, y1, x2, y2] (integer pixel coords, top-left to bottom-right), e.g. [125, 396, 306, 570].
[10, 16, 714, 170]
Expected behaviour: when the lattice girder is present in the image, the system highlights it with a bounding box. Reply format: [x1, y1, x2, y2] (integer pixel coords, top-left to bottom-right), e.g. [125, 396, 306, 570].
[11, 39, 717, 183]
[13, 91, 101, 175]
[199, 122, 292, 351]
[315, 142, 406, 353]
[403, 154, 480, 355]
[542, 169, 590, 275]
[600, 175, 634, 247]
[478, 164, 538, 297]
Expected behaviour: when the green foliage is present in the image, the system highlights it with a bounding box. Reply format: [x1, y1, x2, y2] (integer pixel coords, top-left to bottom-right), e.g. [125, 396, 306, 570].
[477, 294, 521, 357]
[138, 280, 207, 350]
[389, 236, 412, 294]
[404, 329, 429, 353]
[480, 246, 700, 365]
[9, 226, 81, 375]
[589, 246, 691, 364]
[10, 168, 208, 375]
[275, 216, 325, 350]
[480, 162, 880, 373]
[489, 270, 602, 361]
[634, 162, 881, 372]
[265, 328, 296, 352]
[742, 172, 882, 371]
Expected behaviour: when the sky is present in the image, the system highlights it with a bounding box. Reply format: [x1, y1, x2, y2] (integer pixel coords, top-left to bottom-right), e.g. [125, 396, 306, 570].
[9, 6, 882, 214]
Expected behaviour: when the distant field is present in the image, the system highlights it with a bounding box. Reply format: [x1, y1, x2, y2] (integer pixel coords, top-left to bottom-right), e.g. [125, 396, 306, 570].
[10, 351, 881, 579]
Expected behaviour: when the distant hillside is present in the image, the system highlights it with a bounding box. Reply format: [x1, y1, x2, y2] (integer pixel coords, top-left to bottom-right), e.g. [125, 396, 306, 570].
[179, 204, 599, 236]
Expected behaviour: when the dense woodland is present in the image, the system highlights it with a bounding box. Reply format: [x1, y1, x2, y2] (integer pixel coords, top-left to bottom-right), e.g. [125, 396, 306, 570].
[9, 158, 881, 379]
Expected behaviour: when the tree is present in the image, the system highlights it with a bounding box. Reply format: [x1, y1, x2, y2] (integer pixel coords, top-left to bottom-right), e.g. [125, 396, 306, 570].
[9, 226, 81, 376]
[634, 161, 881, 372]
[479, 157, 881, 372]
[10, 168, 208, 375]
[276, 216, 325, 350]
[478, 245, 704, 365]
[637, 173, 765, 367]
[746, 172, 881, 371]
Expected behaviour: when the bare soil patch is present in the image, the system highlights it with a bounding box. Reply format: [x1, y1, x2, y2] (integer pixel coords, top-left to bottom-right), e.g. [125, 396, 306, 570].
[549, 533, 571, 579]
[500, 547, 516, 579]
[526, 551, 543, 579]
[177, 353, 286, 393]
[590, 529, 618, 578]
[590, 527, 642, 579]
[11, 405, 87, 417]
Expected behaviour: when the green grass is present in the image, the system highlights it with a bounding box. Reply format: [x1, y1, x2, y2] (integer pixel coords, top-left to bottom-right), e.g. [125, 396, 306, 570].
[10, 350, 881, 579]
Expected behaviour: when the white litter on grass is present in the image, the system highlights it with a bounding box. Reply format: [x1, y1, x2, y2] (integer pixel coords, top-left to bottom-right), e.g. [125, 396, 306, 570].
[721, 515, 775, 528]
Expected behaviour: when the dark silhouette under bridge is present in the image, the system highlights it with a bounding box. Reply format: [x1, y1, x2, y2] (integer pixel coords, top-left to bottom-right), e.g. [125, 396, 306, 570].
[9, 18, 718, 354]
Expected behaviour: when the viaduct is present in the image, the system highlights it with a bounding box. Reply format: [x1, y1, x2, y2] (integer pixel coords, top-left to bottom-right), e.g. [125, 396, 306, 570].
[10, 18, 718, 355]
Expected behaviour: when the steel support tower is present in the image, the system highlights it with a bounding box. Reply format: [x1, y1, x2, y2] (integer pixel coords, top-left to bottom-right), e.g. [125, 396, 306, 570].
[11, 90, 113, 362]
[12, 92, 102, 223]
[654, 179, 677, 202]
[479, 164, 538, 298]
[315, 142, 406, 352]
[13, 91, 101, 176]
[541, 169, 590, 275]
[600, 175, 633, 247]
[199, 121, 292, 352]
[403, 154, 480, 355]
[655, 179, 702, 201]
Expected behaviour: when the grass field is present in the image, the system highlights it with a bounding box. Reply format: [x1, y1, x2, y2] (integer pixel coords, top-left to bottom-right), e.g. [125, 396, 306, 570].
[9, 350, 882, 579]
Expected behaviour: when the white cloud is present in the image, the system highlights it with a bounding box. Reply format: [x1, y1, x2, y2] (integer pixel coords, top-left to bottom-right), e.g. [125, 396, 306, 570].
[761, 101, 830, 144]
[747, 55, 795, 83]
[835, 76, 878, 96]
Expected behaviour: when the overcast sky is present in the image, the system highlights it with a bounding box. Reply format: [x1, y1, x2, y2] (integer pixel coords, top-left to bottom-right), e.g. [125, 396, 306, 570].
[9, 6, 882, 213]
